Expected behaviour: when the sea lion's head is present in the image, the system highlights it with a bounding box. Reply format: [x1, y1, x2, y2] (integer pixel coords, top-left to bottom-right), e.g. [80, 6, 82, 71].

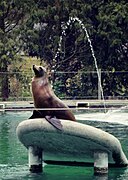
[33, 65, 47, 78]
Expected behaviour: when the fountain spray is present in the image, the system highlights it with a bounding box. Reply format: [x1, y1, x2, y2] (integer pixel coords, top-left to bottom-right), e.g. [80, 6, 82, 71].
[53, 17, 107, 113]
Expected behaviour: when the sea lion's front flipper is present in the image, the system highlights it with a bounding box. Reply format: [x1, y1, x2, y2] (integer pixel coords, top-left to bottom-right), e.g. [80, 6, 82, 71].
[45, 116, 63, 130]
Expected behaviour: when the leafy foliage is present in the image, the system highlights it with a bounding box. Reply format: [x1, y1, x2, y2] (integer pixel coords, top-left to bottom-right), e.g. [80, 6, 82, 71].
[0, 0, 35, 100]
[0, 0, 128, 100]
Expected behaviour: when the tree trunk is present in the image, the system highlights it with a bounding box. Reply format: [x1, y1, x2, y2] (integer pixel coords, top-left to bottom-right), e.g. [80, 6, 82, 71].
[0, 60, 9, 101]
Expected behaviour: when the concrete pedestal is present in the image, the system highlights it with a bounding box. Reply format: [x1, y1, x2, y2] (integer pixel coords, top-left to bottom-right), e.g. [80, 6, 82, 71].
[94, 151, 108, 175]
[28, 146, 43, 173]
[16, 118, 128, 174]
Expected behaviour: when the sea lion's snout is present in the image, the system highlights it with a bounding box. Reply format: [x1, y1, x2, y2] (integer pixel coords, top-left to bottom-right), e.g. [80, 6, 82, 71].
[33, 64, 38, 72]
[33, 65, 46, 78]
[33, 64, 36, 70]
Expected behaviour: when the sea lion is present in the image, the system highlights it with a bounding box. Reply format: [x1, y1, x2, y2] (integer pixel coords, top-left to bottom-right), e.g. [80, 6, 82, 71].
[29, 65, 76, 130]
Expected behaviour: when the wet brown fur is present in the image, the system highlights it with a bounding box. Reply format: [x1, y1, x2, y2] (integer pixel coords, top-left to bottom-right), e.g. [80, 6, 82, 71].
[31, 65, 76, 121]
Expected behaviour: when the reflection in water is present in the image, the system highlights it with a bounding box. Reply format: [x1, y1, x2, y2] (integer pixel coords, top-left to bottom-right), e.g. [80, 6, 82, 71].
[0, 120, 10, 163]
[0, 111, 127, 180]
[94, 174, 108, 180]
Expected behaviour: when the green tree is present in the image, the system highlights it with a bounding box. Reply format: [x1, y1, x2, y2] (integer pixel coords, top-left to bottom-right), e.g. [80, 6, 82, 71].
[94, 1, 128, 97]
[0, 0, 35, 100]
[24, 0, 128, 98]
[2, 0, 127, 99]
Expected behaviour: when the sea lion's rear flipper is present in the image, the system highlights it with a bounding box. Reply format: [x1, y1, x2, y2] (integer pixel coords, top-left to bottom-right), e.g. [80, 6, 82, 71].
[45, 116, 63, 130]
[29, 110, 42, 119]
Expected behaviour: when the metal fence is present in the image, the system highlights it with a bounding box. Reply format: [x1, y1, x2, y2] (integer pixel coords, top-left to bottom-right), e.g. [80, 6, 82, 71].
[0, 70, 128, 101]
[0, 71, 32, 101]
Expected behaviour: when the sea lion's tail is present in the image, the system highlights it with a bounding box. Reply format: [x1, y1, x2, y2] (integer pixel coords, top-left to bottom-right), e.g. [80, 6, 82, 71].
[45, 116, 63, 131]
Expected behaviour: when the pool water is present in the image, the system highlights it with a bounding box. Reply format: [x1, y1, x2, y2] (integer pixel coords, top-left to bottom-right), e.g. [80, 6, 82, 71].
[0, 111, 128, 180]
